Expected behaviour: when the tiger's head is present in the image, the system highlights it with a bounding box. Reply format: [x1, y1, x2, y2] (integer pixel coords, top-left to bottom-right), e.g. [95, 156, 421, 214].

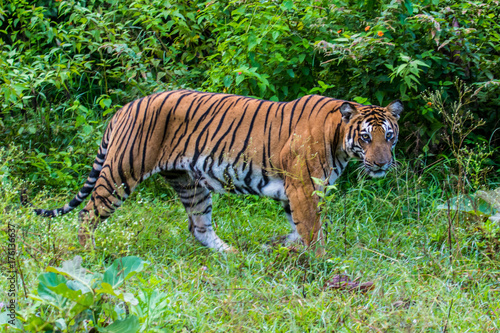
[340, 100, 404, 178]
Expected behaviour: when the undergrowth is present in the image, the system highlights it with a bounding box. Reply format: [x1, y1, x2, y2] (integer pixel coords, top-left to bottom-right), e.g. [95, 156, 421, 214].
[1, 147, 499, 331]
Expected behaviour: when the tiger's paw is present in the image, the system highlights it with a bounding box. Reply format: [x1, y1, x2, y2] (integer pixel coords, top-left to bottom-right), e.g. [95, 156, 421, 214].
[263, 233, 304, 253]
[314, 245, 326, 257]
[225, 246, 239, 254]
[266, 232, 303, 247]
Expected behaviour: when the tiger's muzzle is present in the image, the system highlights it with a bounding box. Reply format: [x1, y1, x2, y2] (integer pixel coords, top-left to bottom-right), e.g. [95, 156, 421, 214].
[364, 159, 393, 178]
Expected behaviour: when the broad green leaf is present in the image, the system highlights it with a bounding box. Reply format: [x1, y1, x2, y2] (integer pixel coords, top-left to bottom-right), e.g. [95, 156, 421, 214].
[353, 96, 369, 104]
[46, 256, 94, 293]
[11, 84, 26, 95]
[258, 82, 268, 96]
[282, 0, 293, 10]
[37, 272, 69, 309]
[95, 282, 138, 306]
[375, 91, 385, 105]
[311, 177, 326, 186]
[103, 257, 148, 289]
[75, 115, 86, 128]
[99, 98, 112, 109]
[99, 315, 140, 333]
[223, 75, 233, 88]
[82, 124, 93, 135]
[103, 108, 114, 117]
[235, 74, 245, 85]
[47, 283, 94, 307]
[414, 60, 430, 68]
[23, 314, 52, 331]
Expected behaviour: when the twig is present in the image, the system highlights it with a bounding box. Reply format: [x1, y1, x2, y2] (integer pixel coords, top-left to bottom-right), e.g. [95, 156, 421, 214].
[357, 244, 399, 262]
[446, 198, 458, 266]
[417, 192, 420, 225]
[442, 299, 454, 332]
[16, 255, 28, 299]
[21, 240, 64, 263]
[343, 191, 347, 256]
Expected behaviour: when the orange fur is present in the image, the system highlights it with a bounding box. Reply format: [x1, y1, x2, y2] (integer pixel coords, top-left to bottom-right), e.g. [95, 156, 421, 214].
[34, 90, 403, 253]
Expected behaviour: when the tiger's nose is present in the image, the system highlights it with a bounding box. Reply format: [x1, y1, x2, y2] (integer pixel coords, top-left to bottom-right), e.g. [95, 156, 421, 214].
[374, 161, 386, 167]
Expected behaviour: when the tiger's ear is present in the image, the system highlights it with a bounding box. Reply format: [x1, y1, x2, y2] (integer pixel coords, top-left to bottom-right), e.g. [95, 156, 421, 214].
[339, 102, 357, 123]
[386, 100, 404, 119]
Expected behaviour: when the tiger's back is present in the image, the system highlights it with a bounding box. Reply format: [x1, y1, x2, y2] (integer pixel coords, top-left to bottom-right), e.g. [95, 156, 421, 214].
[109, 91, 336, 194]
[34, 90, 403, 253]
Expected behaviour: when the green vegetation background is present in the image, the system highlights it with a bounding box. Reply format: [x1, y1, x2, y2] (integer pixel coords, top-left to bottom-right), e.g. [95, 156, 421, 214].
[0, 0, 499, 187]
[1, 0, 499, 331]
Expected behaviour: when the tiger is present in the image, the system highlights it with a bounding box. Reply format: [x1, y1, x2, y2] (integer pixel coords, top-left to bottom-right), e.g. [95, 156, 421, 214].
[32, 90, 403, 254]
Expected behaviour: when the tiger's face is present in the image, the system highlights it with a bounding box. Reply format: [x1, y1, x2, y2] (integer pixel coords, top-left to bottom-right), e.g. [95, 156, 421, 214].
[340, 100, 403, 178]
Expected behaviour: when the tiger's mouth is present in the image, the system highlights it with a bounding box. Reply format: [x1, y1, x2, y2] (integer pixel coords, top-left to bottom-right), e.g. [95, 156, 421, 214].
[364, 162, 392, 178]
[366, 168, 387, 178]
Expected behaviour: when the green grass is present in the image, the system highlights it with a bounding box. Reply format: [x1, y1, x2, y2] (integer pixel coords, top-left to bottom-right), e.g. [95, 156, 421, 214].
[1, 156, 499, 332]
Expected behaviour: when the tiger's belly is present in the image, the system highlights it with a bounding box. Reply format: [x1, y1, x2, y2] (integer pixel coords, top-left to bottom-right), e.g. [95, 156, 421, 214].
[188, 157, 287, 201]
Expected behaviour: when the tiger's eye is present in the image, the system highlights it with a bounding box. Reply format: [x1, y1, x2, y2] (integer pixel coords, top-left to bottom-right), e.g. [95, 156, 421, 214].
[361, 134, 371, 141]
[386, 132, 394, 140]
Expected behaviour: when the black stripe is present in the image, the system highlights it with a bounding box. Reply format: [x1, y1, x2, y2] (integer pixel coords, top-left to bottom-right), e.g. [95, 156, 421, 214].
[233, 100, 265, 166]
[192, 205, 212, 216]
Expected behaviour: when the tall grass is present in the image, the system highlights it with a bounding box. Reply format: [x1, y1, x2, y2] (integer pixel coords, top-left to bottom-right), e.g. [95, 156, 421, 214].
[1, 146, 498, 331]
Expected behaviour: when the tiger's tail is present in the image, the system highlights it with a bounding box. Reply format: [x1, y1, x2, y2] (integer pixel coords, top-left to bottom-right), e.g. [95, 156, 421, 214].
[33, 122, 114, 217]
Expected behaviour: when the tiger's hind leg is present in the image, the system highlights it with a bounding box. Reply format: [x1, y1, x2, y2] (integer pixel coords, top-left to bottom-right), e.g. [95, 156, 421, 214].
[164, 172, 234, 252]
[77, 168, 137, 248]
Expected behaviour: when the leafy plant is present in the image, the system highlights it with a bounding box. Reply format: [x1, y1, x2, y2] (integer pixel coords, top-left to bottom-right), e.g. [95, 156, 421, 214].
[315, 0, 500, 159]
[387, 53, 430, 97]
[1, 0, 499, 189]
[422, 79, 488, 193]
[2, 256, 148, 332]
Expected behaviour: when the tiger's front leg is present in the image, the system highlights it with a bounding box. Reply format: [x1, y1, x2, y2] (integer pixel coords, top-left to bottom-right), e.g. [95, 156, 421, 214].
[284, 179, 326, 256]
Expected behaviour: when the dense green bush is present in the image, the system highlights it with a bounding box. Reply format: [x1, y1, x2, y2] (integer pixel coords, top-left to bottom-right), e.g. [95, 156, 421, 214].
[0, 0, 498, 188]
[314, 0, 500, 155]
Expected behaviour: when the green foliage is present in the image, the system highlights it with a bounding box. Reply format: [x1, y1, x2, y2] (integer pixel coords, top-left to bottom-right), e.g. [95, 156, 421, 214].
[0, 0, 217, 188]
[1, 0, 499, 189]
[314, 0, 500, 157]
[0, 3, 498, 327]
[5, 256, 147, 332]
[202, 0, 332, 100]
